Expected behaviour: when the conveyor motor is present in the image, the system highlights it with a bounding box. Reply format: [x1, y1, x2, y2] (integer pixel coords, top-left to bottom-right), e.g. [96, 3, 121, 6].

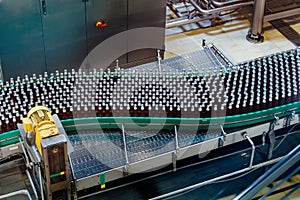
[22, 106, 71, 200]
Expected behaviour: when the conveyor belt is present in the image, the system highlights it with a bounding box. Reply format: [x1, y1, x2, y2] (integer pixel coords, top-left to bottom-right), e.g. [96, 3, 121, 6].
[68, 129, 220, 179]
[0, 48, 299, 134]
[134, 50, 227, 72]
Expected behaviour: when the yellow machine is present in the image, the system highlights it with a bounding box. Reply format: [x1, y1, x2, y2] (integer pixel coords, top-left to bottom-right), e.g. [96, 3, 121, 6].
[22, 106, 59, 154]
[22, 106, 70, 200]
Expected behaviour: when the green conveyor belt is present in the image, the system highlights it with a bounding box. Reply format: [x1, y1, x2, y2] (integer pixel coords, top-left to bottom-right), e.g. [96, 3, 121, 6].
[1, 101, 299, 148]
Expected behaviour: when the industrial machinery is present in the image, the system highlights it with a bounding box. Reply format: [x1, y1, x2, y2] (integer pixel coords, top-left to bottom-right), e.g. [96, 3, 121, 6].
[0, 47, 299, 199]
[0, 0, 166, 80]
[1, 0, 300, 81]
[20, 106, 70, 200]
[166, 0, 300, 43]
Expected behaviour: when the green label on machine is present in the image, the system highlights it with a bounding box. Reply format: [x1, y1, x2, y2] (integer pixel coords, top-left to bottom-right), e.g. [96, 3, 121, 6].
[100, 173, 105, 189]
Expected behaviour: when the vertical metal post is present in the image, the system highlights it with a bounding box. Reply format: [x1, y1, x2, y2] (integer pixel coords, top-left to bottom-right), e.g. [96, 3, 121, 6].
[267, 119, 277, 160]
[174, 125, 179, 151]
[38, 165, 45, 200]
[173, 125, 179, 171]
[121, 124, 129, 173]
[157, 50, 162, 73]
[26, 170, 39, 200]
[19, 138, 30, 168]
[244, 134, 255, 168]
[246, 0, 266, 43]
[219, 125, 227, 147]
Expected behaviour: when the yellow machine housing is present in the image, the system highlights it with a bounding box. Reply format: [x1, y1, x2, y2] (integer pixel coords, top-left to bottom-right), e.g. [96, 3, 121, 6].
[22, 106, 59, 154]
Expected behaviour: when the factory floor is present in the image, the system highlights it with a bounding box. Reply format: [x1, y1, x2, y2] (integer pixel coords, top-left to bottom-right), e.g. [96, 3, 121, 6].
[165, 17, 300, 62]
[164, 14, 300, 200]
[0, 14, 300, 200]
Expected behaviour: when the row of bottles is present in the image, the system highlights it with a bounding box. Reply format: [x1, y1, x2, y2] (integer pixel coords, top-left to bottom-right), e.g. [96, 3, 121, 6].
[0, 48, 299, 133]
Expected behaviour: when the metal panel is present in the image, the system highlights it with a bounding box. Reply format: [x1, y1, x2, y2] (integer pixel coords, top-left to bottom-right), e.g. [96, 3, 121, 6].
[0, 0, 46, 80]
[127, 0, 166, 64]
[41, 0, 86, 72]
[86, 0, 128, 66]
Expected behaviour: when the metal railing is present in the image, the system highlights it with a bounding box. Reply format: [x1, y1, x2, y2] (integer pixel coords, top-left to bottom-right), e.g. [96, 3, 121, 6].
[0, 190, 32, 200]
[234, 144, 300, 200]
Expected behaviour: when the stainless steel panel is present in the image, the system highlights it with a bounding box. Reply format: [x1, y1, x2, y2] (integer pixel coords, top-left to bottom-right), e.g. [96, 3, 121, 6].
[127, 0, 166, 63]
[41, 0, 86, 72]
[0, 0, 46, 80]
[128, 0, 166, 29]
[86, 0, 128, 66]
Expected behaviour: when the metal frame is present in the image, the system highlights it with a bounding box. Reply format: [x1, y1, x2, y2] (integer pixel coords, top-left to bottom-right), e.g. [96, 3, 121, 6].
[166, 0, 253, 28]
[70, 112, 300, 192]
[166, 0, 300, 44]
[243, 133, 255, 168]
[0, 190, 32, 200]
[150, 156, 283, 200]
[247, 0, 300, 43]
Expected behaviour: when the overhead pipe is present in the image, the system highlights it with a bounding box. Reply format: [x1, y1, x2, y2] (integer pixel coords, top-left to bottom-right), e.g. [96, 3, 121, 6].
[211, 0, 253, 8]
[189, 0, 253, 15]
[166, 15, 216, 28]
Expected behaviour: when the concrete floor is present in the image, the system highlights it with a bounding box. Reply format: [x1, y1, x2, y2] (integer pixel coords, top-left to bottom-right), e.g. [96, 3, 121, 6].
[255, 173, 300, 200]
[165, 18, 299, 62]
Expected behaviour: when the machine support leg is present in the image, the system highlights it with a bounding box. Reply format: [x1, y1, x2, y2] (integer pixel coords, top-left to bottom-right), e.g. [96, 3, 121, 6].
[172, 152, 177, 172]
[38, 165, 44, 200]
[174, 125, 179, 151]
[244, 134, 255, 168]
[219, 125, 227, 147]
[246, 0, 266, 43]
[267, 120, 277, 160]
[26, 170, 39, 200]
[173, 125, 179, 172]
[19, 137, 30, 168]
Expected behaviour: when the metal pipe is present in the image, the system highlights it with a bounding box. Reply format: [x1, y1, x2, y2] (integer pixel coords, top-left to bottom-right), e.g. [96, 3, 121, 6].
[189, 0, 253, 15]
[250, 0, 266, 35]
[149, 156, 282, 200]
[264, 7, 300, 22]
[174, 125, 179, 150]
[157, 50, 162, 73]
[26, 170, 39, 200]
[246, 0, 266, 43]
[19, 138, 30, 168]
[234, 144, 300, 200]
[166, 15, 215, 28]
[244, 134, 255, 168]
[38, 165, 44, 200]
[280, 183, 300, 200]
[259, 165, 300, 199]
[121, 124, 129, 167]
[0, 189, 32, 200]
[211, 0, 253, 7]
